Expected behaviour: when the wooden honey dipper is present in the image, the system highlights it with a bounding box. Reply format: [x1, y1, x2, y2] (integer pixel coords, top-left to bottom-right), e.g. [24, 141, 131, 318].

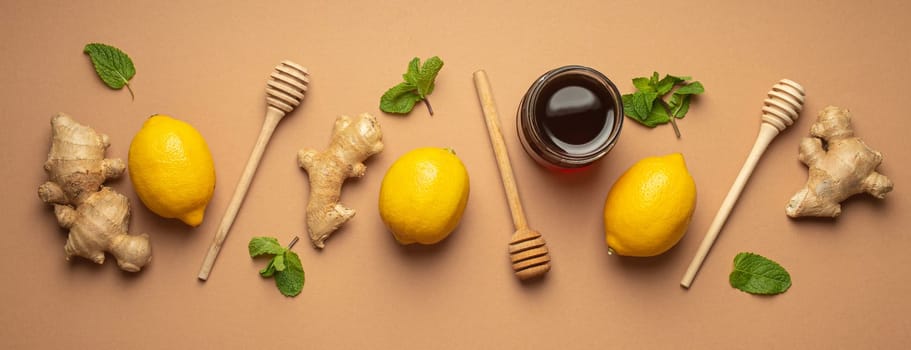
[198, 60, 310, 281]
[680, 79, 805, 288]
[473, 70, 551, 281]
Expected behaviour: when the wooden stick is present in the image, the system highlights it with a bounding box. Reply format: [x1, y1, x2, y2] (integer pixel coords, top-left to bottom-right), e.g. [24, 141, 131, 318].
[474, 70, 550, 281]
[680, 79, 805, 288]
[680, 124, 778, 287]
[198, 61, 309, 281]
[473, 70, 528, 230]
[197, 110, 282, 280]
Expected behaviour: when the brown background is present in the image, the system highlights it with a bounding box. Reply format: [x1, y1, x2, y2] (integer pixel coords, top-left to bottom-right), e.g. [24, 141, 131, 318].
[2, 0, 909, 348]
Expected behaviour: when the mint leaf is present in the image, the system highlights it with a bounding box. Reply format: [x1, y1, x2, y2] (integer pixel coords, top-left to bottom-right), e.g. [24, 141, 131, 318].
[250, 236, 304, 297]
[675, 81, 705, 95]
[631, 91, 656, 121]
[275, 250, 304, 297]
[249, 237, 285, 257]
[632, 77, 654, 92]
[380, 82, 422, 114]
[272, 254, 286, 272]
[670, 94, 691, 119]
[380, 56, 444, 116]
[642, 103, 670, 127]
[656, 75, 683, 95]
[83, 43, 136, 99]
[668, 74, 692, 81]
[730, 252, 792, 295]
[622, 72, 704, 138]
[621, 94, 641, 122]
[416, 56, 443, 98]
[260, 259, 277, 277]
[402, 57, 420, 85]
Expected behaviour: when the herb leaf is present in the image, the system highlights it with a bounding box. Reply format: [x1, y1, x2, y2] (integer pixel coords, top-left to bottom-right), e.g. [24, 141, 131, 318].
[249, 237, 284, 257]
[249, 236, 304, 297]
[632, 77, 654, 92]
[730, 252, 792, 295]
[380, 82, 423, 113]
[83, 43, 136, 99]
[275, 251, 304, 297]
[622, 72, 704, 138]
[630, 91, 658, 121]
[621, 94, 638, 121]
[402, 58, 420, 85]
[260, 260, 277, 277]
[675, 81, 705, 95]
[380, 56, 444, 115]
[656, 75, 683, 95]
[670, 94, 692, 119]
[272, 254, 286, 272]
[416, 56, 443, 98]
[643, 103, 670, 127]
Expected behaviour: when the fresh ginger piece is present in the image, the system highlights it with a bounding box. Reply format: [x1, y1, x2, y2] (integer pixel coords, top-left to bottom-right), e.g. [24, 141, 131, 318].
[786, 106, 893, 218]
[298, 113, 384, 248]
[38, 113, 151, 271]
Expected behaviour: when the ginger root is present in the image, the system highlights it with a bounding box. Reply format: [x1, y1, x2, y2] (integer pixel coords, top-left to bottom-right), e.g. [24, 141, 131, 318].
[38, 113, 151, 271]
[298, 113, 384, 248]
[786, 106, 893, 218]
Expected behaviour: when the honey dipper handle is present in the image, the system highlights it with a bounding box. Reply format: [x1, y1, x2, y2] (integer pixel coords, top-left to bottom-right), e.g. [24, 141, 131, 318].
[198, 109, 284, 281]
[680, 123, 779, 288]
[473, 70, 528, 230]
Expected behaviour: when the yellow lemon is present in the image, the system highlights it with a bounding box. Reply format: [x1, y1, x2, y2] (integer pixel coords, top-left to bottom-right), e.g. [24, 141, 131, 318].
[128, 115, 216, 227]
[603, 153, 696, 257]
[379, 147, 470, 245]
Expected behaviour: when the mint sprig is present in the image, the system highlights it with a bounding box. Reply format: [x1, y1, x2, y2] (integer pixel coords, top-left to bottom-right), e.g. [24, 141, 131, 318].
[83, 43, 136, 100]
[380, 56, 444, 116]
[622, 72, 703, 138]
[249, 236, 305, 297]
[729, 252, 792, 295]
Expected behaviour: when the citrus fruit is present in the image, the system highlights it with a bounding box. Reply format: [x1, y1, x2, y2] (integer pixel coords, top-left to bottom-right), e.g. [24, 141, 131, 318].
[379, 147, 470, 245]
[128, 114, 216, 227]
[603, 153, 696, 256]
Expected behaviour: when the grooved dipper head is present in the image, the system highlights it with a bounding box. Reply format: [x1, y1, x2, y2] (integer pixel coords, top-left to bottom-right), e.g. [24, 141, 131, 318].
[761, 79, 806, 131]
[266, 60, 310, 114]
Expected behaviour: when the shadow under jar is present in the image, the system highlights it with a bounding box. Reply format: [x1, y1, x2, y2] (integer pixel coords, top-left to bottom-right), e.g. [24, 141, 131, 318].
[517, 65, 623, 170]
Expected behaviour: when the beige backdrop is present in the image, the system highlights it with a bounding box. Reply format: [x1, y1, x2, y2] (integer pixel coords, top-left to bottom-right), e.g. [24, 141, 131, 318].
[2, 0, 909, 348]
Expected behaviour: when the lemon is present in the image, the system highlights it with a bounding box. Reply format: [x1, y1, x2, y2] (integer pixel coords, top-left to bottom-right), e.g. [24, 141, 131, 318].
[128, 115, 216, 227]
[379, 147, 470, 245]
[603, 153, 696, 257]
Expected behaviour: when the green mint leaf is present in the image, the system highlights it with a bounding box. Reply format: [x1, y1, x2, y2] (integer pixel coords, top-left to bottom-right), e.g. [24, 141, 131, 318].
[272, 254, 286, 272]
[380, 82, 422, 114]
[83, 43, 136, 99]
[675, 81, 705, 95]
[668, 74, 692, 81]
[275, 250, 304, 297]
[656, 75, 683, 95]
[633, 91, 658, 119]
[642, 103, 670, 127]
[621, 94, 643, 122]
[259, 259, 277, 277]
[381, 56, 443, 116]
[730, 252, 792, 295]
[416, 56, 443, 98]
[632, 77, 655, 92]
[249, 237, 285, 257]
[671, 94, 692, 119]
[625, 72, 703, 137]
[402, 57, 420, 85]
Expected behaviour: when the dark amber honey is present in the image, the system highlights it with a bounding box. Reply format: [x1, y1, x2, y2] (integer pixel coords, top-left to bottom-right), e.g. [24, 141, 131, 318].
[517, 65, 623, 169]
[535, 74, 616, 155]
